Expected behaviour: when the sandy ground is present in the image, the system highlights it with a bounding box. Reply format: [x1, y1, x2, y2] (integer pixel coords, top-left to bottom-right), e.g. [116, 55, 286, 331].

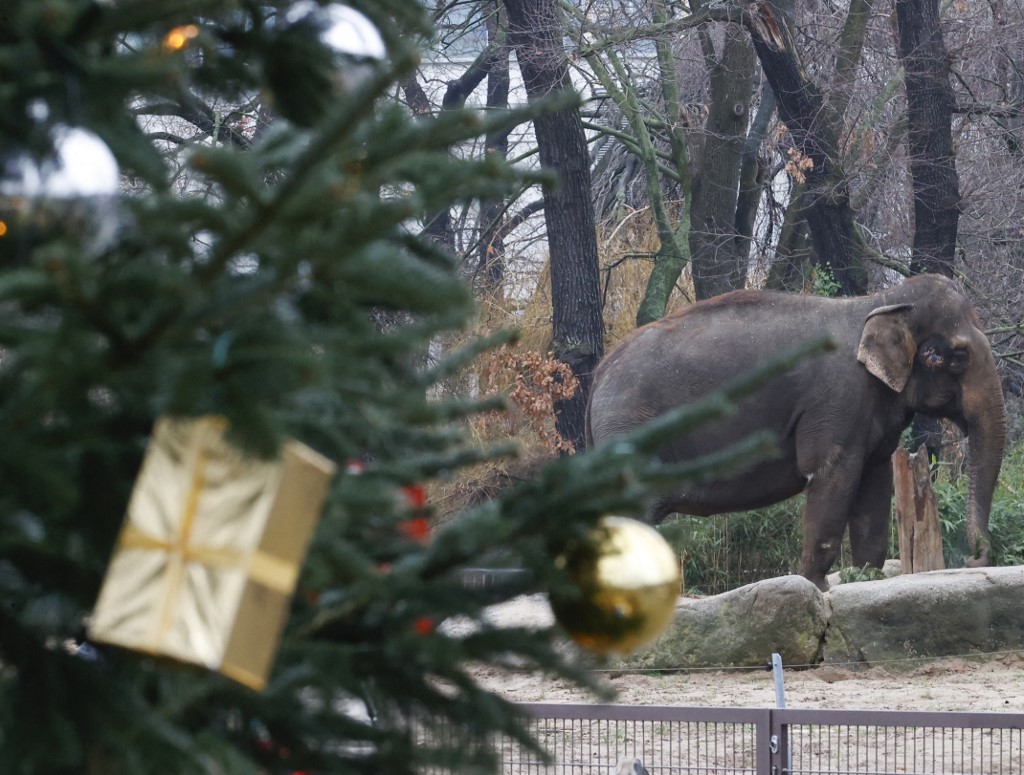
[468, 660, 1024, 775]
[449, 594, 1024, 775]
[461, 595, 1024, 714]
[473, 654, 1024, 713]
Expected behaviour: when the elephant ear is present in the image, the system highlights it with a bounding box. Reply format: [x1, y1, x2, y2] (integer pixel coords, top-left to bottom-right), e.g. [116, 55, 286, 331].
[857, 303, 916, 392]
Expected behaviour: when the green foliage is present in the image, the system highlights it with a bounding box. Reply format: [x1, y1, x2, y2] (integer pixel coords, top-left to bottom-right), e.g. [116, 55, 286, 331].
[661, 501, 802, 595]
[662, 441, 1024, 595]
[933, 442, 1024, 567]
[810, 262, 842, 297]
[837, 565, 888, 584]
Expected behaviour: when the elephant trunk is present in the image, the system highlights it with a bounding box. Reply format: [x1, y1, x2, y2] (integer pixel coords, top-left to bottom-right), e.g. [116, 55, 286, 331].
[962, 354, 1007, 566]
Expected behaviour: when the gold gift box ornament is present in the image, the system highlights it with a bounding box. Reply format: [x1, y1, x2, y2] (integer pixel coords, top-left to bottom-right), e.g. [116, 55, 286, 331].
[88, 416, 336, 690]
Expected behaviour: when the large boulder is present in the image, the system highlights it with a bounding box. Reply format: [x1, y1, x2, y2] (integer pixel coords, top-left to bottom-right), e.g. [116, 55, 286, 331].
[824, 566, 1024, 665]
[453, 567, 1024, 670]
[616, 575, 827, 670]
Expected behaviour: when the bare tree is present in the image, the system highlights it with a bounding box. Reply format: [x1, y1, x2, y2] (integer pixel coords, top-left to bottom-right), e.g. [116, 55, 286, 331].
[414, 0, 1024, 451]
[573, 0, 695, 323]
[689, 19, 757, 299]
[477, 1, 514, 291]
[895, 0, 960, 276]
[744, 0, 868, 295]
[504, 0, 604, 451]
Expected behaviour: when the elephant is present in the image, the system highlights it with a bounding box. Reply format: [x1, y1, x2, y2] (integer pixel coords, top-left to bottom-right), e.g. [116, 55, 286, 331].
[585, 274, 1007, 590]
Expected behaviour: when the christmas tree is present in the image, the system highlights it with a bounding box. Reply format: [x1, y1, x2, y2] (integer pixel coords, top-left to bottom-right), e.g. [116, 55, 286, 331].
[0, 2, 813, 772]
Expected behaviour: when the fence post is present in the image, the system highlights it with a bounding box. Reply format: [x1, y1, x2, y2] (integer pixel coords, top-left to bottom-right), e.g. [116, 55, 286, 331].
[770, 654, 791, 775]
[771, 653, 786, 708]
[751, 708, 774, 775]
[892, 445, 945, 573]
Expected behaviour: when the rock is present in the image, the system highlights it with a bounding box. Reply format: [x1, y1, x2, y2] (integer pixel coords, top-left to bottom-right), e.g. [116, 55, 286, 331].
[823, 566, 1024, 665]
[614, 575, 827, 670]
[452, 567, 1024, 671]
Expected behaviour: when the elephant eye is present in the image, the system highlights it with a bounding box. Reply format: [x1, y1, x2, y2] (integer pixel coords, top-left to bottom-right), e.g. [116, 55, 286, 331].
[921, 345, 944, 370]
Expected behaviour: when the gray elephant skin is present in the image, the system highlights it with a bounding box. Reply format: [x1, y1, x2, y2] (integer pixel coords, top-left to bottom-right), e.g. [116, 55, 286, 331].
[585, 275, 1007, 590]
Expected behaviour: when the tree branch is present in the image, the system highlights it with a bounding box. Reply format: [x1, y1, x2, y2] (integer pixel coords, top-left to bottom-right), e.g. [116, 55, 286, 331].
[134, 95, 252, 150]
[573, 4, 742, 54]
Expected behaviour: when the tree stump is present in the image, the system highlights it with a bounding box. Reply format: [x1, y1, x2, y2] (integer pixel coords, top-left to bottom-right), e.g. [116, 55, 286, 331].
[892, 444, 945, 573]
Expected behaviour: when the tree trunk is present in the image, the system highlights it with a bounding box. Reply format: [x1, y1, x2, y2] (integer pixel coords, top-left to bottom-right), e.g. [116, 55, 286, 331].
[829, 0, 876, 124]
[743, 0, 867, 296]
[892, 445, 945, 573]
[400, 75, 456, 252]
[734, 79, 776, 268]
[896, 0, 960, 456]
[766, 182, 812, 291]
[895, 0, 960, 277]
[635, 0, 694, 324]
[478, 2, 512, 291]
[581, 10, 691, 327]
[587, 48, 684, 312]
[690, 23, 756, 300]
[504, 0, 604, 452]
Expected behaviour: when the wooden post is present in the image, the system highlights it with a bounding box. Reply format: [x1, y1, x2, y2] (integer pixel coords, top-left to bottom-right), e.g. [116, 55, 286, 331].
[892, 444, 945, 573]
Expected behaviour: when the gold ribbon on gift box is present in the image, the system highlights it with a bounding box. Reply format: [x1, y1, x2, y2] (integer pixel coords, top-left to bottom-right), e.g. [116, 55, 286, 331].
[88, 416, 336, 690]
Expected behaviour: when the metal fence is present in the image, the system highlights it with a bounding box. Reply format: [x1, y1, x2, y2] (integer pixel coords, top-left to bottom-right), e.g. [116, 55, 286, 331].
[437, 703, 1024, 774]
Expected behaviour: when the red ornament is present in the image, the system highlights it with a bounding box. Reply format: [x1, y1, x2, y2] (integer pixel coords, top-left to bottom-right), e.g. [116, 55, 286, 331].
[401, 483, 426, 509]
[413, 616, 434, 636]
[398, 516, 430, 544]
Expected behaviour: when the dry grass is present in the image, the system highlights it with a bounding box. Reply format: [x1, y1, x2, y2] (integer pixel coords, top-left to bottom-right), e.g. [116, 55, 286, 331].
[430, 216, 693, 524]
[594, 210, 694, 348]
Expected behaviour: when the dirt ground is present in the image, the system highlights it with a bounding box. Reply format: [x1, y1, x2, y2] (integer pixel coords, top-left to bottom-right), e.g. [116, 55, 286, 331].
[462, 595, 1024, 714]
[473, 654, 1024, 713]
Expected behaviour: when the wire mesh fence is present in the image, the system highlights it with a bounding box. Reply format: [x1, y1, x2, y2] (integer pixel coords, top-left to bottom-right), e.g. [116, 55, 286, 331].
[420, 703, 1024, 774]
[780, 709, 1024, 775]
[505, 705, 765, 775]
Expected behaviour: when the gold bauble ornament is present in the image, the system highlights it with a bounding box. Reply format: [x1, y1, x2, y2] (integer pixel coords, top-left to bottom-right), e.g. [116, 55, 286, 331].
[549, 516, 681, 656]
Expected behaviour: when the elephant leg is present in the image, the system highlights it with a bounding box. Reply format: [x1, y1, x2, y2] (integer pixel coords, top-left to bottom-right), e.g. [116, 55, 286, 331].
[798, 472, 858, 591]
[847, 458, 893, 570]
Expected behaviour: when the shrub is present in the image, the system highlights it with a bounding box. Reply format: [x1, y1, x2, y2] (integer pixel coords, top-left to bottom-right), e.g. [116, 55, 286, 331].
[934, 442, 1024, 567]
[475, 345, 578, 455]
[660, 501, 802, 596]
[430, 346, 578, 525]
[662, 441, 1024, 595]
